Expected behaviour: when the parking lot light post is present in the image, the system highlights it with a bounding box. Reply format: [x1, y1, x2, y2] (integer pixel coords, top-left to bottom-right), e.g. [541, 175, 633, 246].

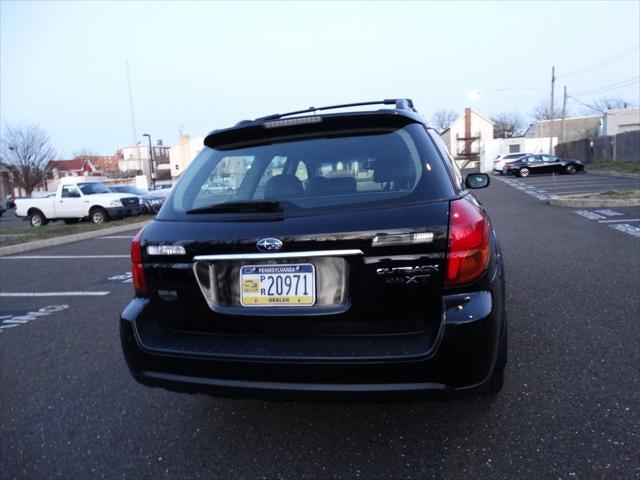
[142, 133, 155, 189]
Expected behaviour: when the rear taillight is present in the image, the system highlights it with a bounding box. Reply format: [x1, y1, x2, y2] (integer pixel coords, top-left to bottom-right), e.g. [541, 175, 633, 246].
[131, 227, 147, 294]
[446, 198, 490, 287]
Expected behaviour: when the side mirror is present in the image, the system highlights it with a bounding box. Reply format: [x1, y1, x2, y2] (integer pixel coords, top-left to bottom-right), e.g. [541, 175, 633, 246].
[465, 173, 490, 189]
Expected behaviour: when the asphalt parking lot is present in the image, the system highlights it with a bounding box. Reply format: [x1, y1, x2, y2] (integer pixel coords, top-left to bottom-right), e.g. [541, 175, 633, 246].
[494, 170, 640, 201]
[1, 179, 639, 479]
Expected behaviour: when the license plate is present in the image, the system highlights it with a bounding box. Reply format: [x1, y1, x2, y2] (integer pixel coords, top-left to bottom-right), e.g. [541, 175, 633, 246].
[240, 264, 316, 307]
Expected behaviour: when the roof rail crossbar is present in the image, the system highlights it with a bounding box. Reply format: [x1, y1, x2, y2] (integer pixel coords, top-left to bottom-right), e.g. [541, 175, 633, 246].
[255, 99, 416, 122]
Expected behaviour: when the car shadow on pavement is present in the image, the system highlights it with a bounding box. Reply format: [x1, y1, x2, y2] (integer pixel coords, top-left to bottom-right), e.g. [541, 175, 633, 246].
[167, 392, 510, 477]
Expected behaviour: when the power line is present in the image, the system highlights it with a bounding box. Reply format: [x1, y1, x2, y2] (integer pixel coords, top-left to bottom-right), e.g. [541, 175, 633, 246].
[566, 95, 605, 114]
[558, 43, 640, 78]
[571, 76, 640, 97]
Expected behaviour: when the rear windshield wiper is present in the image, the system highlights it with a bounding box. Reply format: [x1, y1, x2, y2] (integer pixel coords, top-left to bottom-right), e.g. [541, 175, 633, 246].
[186, 200, 282, 214]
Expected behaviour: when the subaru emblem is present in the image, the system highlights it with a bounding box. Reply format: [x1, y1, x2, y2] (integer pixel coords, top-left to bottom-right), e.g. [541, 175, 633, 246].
[256, 238, 283, 252]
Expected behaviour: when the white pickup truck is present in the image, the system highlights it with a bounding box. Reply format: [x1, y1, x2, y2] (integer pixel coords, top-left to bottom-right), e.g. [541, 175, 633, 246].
[15, 177, 144, 227]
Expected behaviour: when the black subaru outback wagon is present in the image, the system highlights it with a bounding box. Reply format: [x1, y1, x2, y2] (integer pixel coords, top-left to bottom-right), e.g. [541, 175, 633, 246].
[120, 99, 507, 400]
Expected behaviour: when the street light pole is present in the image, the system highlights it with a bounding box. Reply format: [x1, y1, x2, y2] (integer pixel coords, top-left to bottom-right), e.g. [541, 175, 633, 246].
[142, 133, 155, 189]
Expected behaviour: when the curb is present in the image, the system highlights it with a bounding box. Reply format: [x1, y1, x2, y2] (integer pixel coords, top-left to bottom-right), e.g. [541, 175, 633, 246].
[589, 169, 640, 179]
[0, 221, 149, 256]
[549, 197, 640, 208]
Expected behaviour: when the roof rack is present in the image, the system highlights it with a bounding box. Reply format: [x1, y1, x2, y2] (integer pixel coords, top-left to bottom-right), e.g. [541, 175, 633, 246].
[255, 99, 416, 122]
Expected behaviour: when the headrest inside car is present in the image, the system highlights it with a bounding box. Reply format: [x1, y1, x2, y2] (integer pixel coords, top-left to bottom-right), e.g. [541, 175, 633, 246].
[264, 174, 304, 200]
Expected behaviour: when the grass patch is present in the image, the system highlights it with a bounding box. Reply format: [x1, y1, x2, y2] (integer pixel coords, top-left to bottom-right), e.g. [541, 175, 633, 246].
[580, 189, 640, 200]
[0, 215, 151, 246]
[588, 161, 640, 174]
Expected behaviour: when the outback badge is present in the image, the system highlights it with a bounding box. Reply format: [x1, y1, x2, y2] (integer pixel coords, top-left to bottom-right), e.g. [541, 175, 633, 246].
[256, 238, 283, 252]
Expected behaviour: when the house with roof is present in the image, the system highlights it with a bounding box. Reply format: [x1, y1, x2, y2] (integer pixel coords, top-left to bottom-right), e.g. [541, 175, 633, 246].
[47, 157, 102, 180]
[440, 108, 495, 169]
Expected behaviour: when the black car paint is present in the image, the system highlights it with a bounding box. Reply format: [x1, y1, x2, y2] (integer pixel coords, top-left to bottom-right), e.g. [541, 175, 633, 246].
[504, 154, 585, 177]
[120, 103, 506, 400]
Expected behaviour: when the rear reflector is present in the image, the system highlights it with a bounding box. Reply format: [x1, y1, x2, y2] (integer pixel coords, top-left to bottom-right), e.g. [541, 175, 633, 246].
[445, 198, 490, 287]
[131, 227, 147, 294]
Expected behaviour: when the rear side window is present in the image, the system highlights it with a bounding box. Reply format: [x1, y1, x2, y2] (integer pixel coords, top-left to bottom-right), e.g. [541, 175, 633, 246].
[162, 123, 454, 219]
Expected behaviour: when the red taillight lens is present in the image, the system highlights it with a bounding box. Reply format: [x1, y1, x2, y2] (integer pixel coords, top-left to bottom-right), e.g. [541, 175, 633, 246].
[131, 227, 147, 294]
[446, 199, 490, 287]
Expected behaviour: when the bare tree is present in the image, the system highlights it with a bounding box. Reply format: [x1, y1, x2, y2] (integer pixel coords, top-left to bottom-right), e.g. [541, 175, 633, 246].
[490, 112, 525, 138]
[531, 100, 558, 120]
[1, 124, 56, 196]
[431, 110, 458, 132]
[582, 96, 634, 114]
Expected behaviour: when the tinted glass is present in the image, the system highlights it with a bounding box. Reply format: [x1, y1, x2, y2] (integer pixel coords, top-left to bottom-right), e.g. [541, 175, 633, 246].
[112, 186, 145, 195]
[78, 182, 110, 195]
[161, 124, 454, 219]
[61, 185, 80, 198]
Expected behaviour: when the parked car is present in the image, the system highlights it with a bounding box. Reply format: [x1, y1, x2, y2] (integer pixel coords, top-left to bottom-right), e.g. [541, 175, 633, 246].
[149, 183, 174, 196]
[14, 177, 144, 227]
[493, 152, 527, 174]
[120, 99, 507, 401]
[503, 154, 585, 177]
[107, 185, 165, 214]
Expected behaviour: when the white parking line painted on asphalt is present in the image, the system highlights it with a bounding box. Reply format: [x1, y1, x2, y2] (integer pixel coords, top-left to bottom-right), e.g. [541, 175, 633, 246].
[610, 224, 640, 238]
[533, 184, 638, 190]
[98, 236, 135, 239]
[0, 304, 69, 332]
[0, 255, 129, 259]
[594, 209, 624, 216]
[574, 210, 606, 220]
[598, 218, 640, 223]
[108, 272, 133, 283]
[0, 292, 111, 297]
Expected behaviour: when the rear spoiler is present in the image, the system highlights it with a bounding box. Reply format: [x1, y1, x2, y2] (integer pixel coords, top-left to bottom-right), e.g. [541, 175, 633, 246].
[204, 111, 422, 151]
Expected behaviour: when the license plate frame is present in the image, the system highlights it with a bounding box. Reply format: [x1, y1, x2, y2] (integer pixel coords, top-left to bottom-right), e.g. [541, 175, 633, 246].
[239, 263, 316, 307]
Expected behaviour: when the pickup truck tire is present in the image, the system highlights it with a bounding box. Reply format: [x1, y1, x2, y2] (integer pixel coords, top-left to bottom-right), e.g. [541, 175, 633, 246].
[29, 210, 47, 228]
[90, 207, 109, 225]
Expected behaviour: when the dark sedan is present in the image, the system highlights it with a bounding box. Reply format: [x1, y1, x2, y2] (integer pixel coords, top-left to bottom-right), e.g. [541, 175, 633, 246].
[503, 153, 585, 177]
[107, 185, 165, 214]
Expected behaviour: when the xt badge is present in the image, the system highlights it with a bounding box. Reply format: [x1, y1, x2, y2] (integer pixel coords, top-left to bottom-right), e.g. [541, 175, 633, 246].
[376, 265, 439, 284]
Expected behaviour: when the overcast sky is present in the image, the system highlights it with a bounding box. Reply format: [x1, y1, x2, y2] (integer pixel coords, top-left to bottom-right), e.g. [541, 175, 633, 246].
[1, 1, 639, 156]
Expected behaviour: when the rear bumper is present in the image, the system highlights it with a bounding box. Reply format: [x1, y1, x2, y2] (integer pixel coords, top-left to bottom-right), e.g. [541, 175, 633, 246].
[120, 277, 506, 400]
[106, 205, 144, 218]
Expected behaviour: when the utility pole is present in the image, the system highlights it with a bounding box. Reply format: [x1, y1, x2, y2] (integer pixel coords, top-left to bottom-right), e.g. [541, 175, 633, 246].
[560, 85, 567, 144]
[125, 60, 137, 145]
[549, 66, 555, 154]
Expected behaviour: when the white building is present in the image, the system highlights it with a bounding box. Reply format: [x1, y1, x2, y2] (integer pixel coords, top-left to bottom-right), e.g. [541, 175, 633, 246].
[440, 108, 494, 169]
[118, 145, 150, 174]
[604, 107, 640, 135]
[169, 134, 205, 178]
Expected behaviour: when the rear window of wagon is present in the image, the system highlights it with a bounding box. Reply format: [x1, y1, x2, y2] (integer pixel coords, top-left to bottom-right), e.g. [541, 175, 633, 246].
[159, 124, 455, 219]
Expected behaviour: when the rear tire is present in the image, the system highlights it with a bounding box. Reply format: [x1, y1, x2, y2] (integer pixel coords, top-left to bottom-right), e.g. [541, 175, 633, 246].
[564, 164, 576, 174]
[29, 211, 46, 228]
[90, 207, 108, 225]
[517, 167, 530, 178]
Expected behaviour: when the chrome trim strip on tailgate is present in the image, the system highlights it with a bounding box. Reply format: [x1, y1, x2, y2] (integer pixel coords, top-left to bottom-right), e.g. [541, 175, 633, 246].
[193, 249, 363, 261]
